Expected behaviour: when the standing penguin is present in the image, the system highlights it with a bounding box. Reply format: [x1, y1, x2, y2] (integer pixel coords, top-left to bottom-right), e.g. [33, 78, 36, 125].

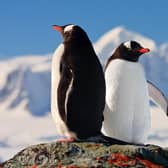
[51, 24, 105, 141]
[102, 41, 151, 144]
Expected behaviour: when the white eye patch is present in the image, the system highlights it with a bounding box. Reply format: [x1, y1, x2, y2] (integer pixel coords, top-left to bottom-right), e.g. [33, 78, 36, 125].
[124, 41, 131, 49]
[64, 25, 75, 33]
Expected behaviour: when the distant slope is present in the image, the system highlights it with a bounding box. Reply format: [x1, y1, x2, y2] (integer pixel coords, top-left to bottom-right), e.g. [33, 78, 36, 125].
[0, 26, 168, 115]
[94, 26, 156, 63]
[1, 26, 168, 162]
[94, 26, 168, 96]
[0, 55, 51, 116]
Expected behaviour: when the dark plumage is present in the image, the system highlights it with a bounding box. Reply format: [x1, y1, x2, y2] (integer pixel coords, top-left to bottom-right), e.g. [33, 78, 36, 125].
[105, 41, 150, 70]
[52, 24, 105, 139]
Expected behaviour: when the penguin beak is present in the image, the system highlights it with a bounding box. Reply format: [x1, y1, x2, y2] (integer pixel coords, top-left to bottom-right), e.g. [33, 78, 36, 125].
[52, 25, 63, 32]
[138, 48, 150, 54]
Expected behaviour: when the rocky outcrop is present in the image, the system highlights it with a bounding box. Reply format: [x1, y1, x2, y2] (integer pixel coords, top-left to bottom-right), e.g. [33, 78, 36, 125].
[1, 142, 168, 167]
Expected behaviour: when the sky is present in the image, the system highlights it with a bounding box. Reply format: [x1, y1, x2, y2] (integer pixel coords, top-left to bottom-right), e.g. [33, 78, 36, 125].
[0, 0, 167, 59]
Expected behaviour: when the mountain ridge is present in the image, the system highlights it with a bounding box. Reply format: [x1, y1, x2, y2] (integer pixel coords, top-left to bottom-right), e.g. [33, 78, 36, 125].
[1, 26, 168, 161]
[0, 26, 168, 114]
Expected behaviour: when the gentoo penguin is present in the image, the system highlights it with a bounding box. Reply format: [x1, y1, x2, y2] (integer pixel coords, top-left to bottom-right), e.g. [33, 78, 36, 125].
[102, 40, 151, 144]
[51, 24, 105, 140]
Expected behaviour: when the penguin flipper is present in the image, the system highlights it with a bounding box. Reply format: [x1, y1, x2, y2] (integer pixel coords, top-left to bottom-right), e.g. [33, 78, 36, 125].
[147, 80, 168, 116]
[57, 62, 73, 121]
[57, 63, 77, 139]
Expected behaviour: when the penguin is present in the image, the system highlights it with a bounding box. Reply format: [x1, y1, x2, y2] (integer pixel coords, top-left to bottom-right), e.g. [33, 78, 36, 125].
[102, 40, 151, 144]
[51, 24, 106, 141]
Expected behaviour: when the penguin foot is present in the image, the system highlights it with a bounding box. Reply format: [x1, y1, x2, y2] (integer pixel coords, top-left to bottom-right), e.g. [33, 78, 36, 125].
[57, 137, 75, 142]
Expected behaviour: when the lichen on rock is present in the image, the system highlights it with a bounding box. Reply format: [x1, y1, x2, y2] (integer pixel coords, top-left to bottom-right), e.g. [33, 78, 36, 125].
[1, 142, 168, 167]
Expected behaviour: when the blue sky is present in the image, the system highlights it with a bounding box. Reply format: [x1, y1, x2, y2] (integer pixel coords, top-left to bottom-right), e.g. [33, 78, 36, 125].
[0, 0, 167, 58]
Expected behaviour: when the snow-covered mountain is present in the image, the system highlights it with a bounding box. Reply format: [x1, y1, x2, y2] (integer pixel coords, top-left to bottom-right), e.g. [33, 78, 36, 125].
[94, 26, 168, 97]
[1, 26, 168, 161]
[0, 55, 51, 116]
[94, 26, 156, 62]
[0, 26, 168, 115]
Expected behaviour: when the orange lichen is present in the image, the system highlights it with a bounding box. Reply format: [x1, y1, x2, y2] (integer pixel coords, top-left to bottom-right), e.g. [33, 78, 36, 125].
[136, 157, 163, 168]
[27, 165, 38, 168]
[96, 153, 162, 168]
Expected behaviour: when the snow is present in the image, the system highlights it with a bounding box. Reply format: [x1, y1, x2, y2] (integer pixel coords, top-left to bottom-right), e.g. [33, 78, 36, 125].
[0, 102, 57, 161]
[1, 26, 168, 162]
[94, 26, 156, 63]
[148, 107, 168, 147]
[0, 56, 55, 161]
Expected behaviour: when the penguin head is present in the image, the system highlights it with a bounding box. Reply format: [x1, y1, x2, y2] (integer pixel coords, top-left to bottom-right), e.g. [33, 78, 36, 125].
[52, 24, 89, 43]
[117, 41, 150, 62]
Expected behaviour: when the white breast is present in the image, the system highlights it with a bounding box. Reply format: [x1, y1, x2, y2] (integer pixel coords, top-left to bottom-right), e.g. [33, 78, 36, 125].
[51, 44, 76, 138]
[102, 59, 151, 143]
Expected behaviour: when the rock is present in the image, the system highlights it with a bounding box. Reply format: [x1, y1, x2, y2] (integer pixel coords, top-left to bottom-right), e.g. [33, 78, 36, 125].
[0, 142, 168, 167]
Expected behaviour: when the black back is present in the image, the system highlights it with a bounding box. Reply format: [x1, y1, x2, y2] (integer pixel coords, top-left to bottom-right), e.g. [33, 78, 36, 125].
[57, 25, 105, 139]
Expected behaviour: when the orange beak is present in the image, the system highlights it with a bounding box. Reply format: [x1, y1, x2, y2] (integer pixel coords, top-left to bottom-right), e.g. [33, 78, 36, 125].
[138, 48, 150, 54]
[52, 25, 62, 32]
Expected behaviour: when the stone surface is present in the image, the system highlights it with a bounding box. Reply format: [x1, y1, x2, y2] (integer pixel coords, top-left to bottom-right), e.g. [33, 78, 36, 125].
[0, 142, 168, 167]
